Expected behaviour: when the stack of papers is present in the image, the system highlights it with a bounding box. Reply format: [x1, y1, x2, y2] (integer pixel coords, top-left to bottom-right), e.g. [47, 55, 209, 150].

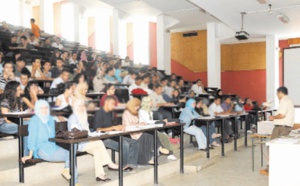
[274, 138, 300, 144]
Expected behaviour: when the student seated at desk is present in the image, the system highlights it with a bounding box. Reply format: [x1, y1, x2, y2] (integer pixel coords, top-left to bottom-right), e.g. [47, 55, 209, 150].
[243, 98, 254, 111]
[163, 88, 186, 104]
[22, 81, 40, 110]
[104, 67, 118, 83]
[73, 82, 96, 111]
[15, 68, 44, 95]
[55, 81, 75, 108]
[179, 99, 208, 150]
[123, 98, 169, 165]
[93, 69, 106, 92]
[213, 89, 222, 98]
[164, 79, 177, 98]
[28, 33, 39, 46]
[99, 84, 124, 107]
[52, 37, 64, 50]
[73, 73, 87, 84]
[42, 61, 52, 78]
[209, 97, 234, 143]
[123, 69, 137, 84]
[21, 100, 79, 185]
[68, 99, 118, 182]
[114, 62, 123, 83]
[0, 61, 15, 94]
[195, 98, 221, 147]
[0, 81, 22, 134]
[20, 36, 34, 50]
[150, 84, 173, 121]
[140, 73, 151, 90]
[50, 58, 64, 78]
[191, 79, 206, 96]
[235, 97, 245, 113]
[94, 96, 138, 171]
[50, 69, 70, 89]
[14, 57, 26, 77]
[26, 58, 45, 79]
[49, 49, 60, 66]
[139, 96, 177, 160]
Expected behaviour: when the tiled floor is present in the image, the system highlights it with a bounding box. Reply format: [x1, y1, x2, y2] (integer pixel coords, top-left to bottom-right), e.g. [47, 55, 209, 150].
[158, 146, 268, 186]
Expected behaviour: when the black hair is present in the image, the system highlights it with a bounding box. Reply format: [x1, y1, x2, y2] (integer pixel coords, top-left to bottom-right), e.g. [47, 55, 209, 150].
[135, 76, 142, 81]
[196, 79, 202, 83]
[104, 95, 116, 103]
[114, 62, 122, 69]
[29, 33, 35, 37]
[16, 57, 24, 62]
[105, 83, 115, 93]
[161, 77, 168, 82]
[20, 68, 31, 78]
[277, 86, 288, 95]
[30, 18, 35, 23]
[71, 51, 77, 55]
[142, 73, 150, 80]
[106, 67, 114, 74]
[214, 96, 221, 101]
[32, 58, 41, 64]
[195, 97, 203, 104]
[154, 84, 162, 89]
[20, 36, 27, 40]
[23, 81, 38, 103]
[244, 98, 249, 105]
[61, 68, 70, 74]
[170, 79, 177, 83]
[61, 81, 74, 93]
[56, 58, 63, 62]
[173, 88, 181, 98]
[43, 61, 51, 65]
[73, 73, 87, 84]
[224, 96, 231, 101]
[2, 81, 21, 111]
[3, 61, 14, 68]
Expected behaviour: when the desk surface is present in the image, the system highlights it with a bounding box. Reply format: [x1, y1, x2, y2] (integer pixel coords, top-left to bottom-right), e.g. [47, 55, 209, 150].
[50, 123, 184, 144]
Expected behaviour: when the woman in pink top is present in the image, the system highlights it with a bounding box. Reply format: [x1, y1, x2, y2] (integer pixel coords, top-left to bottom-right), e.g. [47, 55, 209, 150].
[122, 98, 169, 165]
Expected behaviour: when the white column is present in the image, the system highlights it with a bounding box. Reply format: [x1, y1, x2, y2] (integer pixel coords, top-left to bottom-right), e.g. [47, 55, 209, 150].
[79, 7, 88, 46]
[39, 0, 53, 34]
[207, 22, 221, 88]
[157, 14, 171, 74]
[118, 20, 127, 58]
[266, 35, 279, 108]
[73, 3, 80, 42]
[112, 9, 119, 55]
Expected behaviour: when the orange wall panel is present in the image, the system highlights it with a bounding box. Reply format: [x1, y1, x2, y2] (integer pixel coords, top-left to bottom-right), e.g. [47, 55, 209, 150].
[127, 23, 133, 59]
[88, 17, 96, 49]
[171, 30, 207, 73]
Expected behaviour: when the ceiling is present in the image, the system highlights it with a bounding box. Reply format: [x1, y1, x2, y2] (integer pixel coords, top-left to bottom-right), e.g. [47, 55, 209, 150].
[190, 0, 300, 38]
[72, 0, 300, 41]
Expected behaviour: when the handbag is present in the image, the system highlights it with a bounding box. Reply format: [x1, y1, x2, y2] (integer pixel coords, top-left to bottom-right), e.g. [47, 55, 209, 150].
[55, 128, 88, 139]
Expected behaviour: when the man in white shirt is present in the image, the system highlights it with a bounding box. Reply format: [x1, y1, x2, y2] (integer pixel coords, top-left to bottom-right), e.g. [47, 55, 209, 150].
[123, 70, 137, 84]
[128, 76, 142, 94]
[260, 87, 295, 176]
[26, 58, 45, 78]
[209, 97, 234, 141]
[150, 84, 174, 120]
[140, 74, 150, 90]
[15, 68, 43, 94]
[191, 79, 206, 96]
[164, 79, 177, 98]
[69, 52, 78, 65]
[52, 37, 64, 50]
[269, 86, 294, 139]
[50, 69, 69, 89]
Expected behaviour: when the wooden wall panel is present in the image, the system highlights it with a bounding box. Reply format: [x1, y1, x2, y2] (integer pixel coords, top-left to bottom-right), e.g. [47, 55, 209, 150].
[171, 30, 207, 72]
[221, 42, 266, 71]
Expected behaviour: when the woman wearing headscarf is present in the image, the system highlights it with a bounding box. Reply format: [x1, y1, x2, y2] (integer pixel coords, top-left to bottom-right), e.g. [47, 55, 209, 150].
[122, 98, 169, 165]
[179, 99, 207, 150]
[139, 96, 177, 161]
[68, 99, 118, 181]
[73, 82, 95, 110]
[21, 100, 78, 185]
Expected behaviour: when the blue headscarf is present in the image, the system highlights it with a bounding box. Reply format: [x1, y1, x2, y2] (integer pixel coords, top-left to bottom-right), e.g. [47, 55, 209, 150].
[185, 98, 196, 112]
[34, 100, 50, 124]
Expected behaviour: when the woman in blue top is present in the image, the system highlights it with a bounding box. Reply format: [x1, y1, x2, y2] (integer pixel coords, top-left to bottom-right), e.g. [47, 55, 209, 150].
[68, 99, 119, 182]
[21, 100, 78, 184]
[104, 67, 118, 83]
[179, 99, 207, 150]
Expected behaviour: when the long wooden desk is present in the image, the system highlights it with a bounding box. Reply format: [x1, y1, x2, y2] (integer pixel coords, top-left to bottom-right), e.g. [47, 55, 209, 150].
[50, 123, 185, 186]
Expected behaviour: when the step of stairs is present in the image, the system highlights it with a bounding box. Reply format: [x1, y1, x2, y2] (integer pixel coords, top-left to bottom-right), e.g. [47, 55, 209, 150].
[0, 136, 250, 186]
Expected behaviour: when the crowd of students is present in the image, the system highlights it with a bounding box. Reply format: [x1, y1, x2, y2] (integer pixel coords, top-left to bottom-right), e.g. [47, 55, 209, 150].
[0, 20, 262, 185]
